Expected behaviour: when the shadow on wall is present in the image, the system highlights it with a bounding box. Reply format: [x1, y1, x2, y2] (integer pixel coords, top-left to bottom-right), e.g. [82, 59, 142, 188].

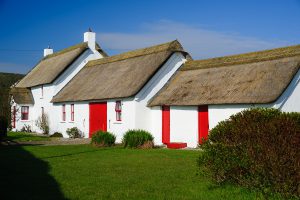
[0, 145, 67, 200]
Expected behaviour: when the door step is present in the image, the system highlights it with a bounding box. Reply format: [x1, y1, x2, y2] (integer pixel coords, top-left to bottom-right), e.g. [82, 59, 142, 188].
[166, 142, 187, 149]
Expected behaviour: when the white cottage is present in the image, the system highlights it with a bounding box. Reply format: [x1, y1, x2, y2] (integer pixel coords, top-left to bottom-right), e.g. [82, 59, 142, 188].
[10, 30, 107, 133]
[11, 31, 300, 148]
[149, 45, 300, 147]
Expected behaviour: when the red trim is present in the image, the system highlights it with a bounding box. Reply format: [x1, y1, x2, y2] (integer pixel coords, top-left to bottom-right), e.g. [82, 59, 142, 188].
[21, 106, 29, 120]
[198, 105, 209, 144]
[89, 102, 107, 137]
[162, 105, 170, 144]
[167, 142, 187, 149]
[12, 106, 16, 128]
[62, 104, 66, 121]
[71, 104, 74, 121]
[41, 107, 44, 116]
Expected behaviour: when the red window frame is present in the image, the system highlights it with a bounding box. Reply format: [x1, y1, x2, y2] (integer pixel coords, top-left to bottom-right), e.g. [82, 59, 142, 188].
[41, 107, 44, 116]
[62, 104, 66, 121]
[21, 106, 29, 120]
[115, 101, 122, 121]
[71, 104, 74, 121]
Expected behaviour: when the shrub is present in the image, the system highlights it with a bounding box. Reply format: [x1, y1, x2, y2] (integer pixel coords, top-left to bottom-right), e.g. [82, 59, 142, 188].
[123, 129, 154, 148]
[35, 113, 49, 135]
[0, 115, 7, 139]
[66, 127, 83, 138]
[21, 124, 32, 133]
[50, 132, 63, 138]
[91, 131, 116, 147]
[198, 108, 300, 198]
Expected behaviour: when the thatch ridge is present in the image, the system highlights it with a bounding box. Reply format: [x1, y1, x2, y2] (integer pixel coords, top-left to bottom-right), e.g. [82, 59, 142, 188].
[86, 40, 184, 67]
[44, 42, 88, 59]
[10, 87, 34, 104]
[183, 44, 300, 71]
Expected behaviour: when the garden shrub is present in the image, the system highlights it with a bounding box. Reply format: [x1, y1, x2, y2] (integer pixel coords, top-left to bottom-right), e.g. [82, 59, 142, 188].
[66, 127, 83, 138]
[123, 129, 154, 148]
[198, 108, 300, 198]
[91, 131, 116, 147]
[21, 124, 32, 133]
[50, 132, 63, 138]
[0, 115, 7, 139]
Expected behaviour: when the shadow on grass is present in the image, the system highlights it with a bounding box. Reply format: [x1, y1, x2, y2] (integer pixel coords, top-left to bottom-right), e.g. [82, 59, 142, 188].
[0, 145, 67, 200]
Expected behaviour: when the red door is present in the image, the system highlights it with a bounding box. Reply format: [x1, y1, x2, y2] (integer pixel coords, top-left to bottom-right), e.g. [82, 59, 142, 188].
[89, 102, 107, 137]
[162, 105, 170, 144]
[198, 105, 209, 144]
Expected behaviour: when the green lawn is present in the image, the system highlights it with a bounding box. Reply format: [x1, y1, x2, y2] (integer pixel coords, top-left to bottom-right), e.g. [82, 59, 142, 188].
[5, 131, 50, 142]
[0, 145, 261, 200]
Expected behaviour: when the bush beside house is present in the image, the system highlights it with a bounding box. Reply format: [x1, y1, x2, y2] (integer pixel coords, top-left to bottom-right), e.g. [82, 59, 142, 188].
[198, 108, 300, 198]
[66, 127, 83, 138]
[91, 131, 116, 147]
[123, 129, 154, 148]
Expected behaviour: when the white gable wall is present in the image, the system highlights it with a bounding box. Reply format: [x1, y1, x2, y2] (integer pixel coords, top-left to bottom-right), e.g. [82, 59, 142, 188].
[134, 52, 187, 145]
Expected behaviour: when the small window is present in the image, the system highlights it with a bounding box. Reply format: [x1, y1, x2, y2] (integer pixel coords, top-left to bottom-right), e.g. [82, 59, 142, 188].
[41, 107, 44, 116]
[71, 104, 74, 121]
[12, 106, 16, 128]
[115, 101, 122, 121]
[21, 106, 29, 120]
[41, 85, 44, 98]
[62, 104, 66, 121]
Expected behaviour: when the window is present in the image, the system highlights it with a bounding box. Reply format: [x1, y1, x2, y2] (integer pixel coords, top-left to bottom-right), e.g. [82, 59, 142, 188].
[115, 101, 122, 121]
[41, 85, 44, 98]
[71, 104, 74, 121]
[41, 107, 44, 116]
[21, 106, 29, 120]
[62, 104, 66, 121]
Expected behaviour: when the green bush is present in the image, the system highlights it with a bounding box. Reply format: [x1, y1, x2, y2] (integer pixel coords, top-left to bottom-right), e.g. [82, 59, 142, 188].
[66, 127, 83, 138]
[91, 131, 116, 147]
[50, 132, 63, 138]
[198, 108, 300, 198]
[0, 115, 7, 139]
[123, 129, 154, 148]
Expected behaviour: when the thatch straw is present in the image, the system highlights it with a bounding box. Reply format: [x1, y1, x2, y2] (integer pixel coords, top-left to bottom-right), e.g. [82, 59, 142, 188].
[10, 87, 34, 104]
[183, 44, 300, 71]
[149, 55, 300, 106]
[86, 40, 184, 67]
[52, 51, 173, 102]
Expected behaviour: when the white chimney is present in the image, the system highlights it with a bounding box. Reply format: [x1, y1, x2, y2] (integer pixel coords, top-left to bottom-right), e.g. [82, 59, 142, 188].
[44, 46, 53, 57]
[84, 28, 96, 50]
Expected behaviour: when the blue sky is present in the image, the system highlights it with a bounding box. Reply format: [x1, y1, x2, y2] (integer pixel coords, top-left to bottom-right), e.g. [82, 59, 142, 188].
[0, 0, 300, 74]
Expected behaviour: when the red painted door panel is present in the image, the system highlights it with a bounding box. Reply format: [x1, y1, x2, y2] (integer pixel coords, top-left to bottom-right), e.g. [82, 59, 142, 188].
[162, 105, 170, 144]
[198, 105, 209, 144]
[89, 102, 107, 137]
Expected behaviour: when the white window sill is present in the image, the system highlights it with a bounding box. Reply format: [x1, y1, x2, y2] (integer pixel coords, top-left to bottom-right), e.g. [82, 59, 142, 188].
[113, 121, 123, 124]
[68, 121, 75, 123]
[60, 121, 66, 123]
[20, 120, 30, 122]
[40, 97, 44, 99]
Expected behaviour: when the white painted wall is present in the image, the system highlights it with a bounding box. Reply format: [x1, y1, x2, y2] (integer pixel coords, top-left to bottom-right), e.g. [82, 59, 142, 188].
[51, 102, 89, 137]
[134, 52, 187, 144]
[170, 106, 198, 147]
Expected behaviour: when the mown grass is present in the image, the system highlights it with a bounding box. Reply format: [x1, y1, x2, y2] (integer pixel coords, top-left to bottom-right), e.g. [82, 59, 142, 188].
[0, 144, 266, 200]
[5, 131, 50, 142]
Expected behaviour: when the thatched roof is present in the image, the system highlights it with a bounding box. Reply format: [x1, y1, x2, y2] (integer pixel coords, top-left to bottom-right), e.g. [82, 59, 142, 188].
[10, 87, 34, 104]
[149, 44, 300, 106]
[16, 42, 107, 88]
[52, 40, 186, 103]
